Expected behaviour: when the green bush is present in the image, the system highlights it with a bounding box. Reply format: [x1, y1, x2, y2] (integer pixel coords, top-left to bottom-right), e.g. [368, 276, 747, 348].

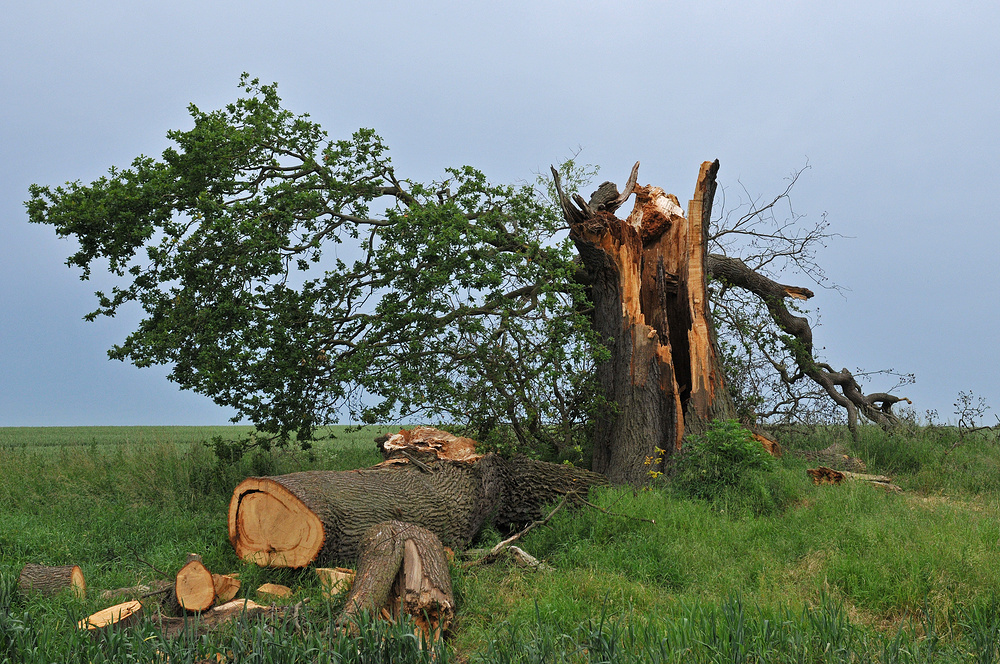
[670, 419, 799, 516]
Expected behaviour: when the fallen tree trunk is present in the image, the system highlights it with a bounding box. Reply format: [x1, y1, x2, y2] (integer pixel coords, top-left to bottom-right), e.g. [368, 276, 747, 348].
[229, 436, 607, 567]
[807, 466, 902, 493]
[18, 563, 86, 598]
[338, 521, 454, 641]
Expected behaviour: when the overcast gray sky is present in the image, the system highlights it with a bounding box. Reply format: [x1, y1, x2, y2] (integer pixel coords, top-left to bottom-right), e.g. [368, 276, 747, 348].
[2, 0, 997, 427]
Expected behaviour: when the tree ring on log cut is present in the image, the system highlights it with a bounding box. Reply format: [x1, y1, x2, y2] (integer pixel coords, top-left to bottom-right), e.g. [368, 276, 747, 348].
[229, 479, 325, 567]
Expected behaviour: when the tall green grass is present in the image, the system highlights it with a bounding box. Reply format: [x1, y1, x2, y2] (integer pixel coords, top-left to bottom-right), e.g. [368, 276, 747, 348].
[3, 424, 1000, 662]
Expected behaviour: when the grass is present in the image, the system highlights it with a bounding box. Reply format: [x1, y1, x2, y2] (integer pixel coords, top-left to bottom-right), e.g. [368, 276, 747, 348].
[2, 423, 1000, 661]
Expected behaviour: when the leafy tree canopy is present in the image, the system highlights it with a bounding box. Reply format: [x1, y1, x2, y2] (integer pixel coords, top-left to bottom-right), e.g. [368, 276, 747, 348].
[28, 75, 599, 450]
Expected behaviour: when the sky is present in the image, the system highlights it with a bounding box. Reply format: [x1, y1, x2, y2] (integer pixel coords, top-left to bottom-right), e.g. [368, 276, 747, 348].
[2, 0, 998, 427]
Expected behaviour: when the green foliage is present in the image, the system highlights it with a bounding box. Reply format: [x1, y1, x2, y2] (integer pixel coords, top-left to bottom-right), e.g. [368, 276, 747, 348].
[27, 75, 599, 451]
[672, 420, 776, 505]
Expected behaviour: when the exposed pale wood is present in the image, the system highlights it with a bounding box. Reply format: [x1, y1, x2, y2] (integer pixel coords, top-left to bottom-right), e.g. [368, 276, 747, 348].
[753, 433, 783, 457]
[211, 573, 241, 603]
[78, 600, 143, 631]
[377, 426, 482, 463]
[18, 563, 86, 598]
[316, 567, 355, 598]
[169, 554, 216, 614]
[229, 477, 326, 567]
[257, 583, 292, 599]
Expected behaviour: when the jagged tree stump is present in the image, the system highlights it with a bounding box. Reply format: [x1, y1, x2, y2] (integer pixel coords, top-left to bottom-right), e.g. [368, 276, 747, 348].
[339, 521, 454, 640]
[18, 563, 86, 598]
[229, 430, 607, 567]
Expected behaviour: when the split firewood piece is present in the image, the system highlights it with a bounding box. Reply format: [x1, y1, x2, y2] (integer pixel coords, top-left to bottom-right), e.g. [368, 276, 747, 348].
[338, 521, 454, 641]
[18, 563, 86, 598]
[212, 573, 241, 603]
[168, 554, 216, 614]
[807, 466, 903, 493]
[257, 583, 292, 600]
[316, 567, 355, 598]
[78, 600, 143, 631]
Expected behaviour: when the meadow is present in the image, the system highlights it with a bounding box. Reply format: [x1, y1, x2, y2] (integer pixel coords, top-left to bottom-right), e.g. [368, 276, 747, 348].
[2, 422, 1000, 662]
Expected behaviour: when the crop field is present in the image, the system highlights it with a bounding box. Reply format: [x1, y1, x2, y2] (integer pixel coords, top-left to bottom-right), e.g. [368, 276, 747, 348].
[3, 423, 1000, 662]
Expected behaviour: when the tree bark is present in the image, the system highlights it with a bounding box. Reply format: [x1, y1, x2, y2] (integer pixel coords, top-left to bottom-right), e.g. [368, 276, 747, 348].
[338, 521, 454, 640]
[18, 563, 86, 598]
[554, 161, 735, 485]
[228, 444, 607, 567]
[706, 253, 910, 436]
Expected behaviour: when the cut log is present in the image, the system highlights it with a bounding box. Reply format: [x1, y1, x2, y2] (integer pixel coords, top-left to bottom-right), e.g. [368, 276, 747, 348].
[256, 583, 292, 600]
[338, 521, 454, 640]
[228, 436, 607, 567]
[168, 554, 216, 614]
[807, 466, 902, 493]
[78, 600, 143, 631]
[316, 567, 355, 598]
[18, 563, 86, 598]
[212, 573, 241, 603]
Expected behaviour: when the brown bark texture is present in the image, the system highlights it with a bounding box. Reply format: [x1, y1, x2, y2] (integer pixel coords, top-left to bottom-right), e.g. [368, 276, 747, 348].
[807, 466, 902, 493]
[553, 161, 736, 485]
[228, 430, 607, 567]
[338, 521, 454, 640]
[18, 563, 86, 599]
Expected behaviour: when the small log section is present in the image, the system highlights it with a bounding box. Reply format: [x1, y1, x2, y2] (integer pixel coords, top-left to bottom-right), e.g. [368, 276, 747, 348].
[167, 554, 216, 615]
[807, 466, 903, 493]
[338, 521, 454, 641]
[18, 563, 86, 598]
[78, 600, 143, 631]
[229, 427, 607, 567]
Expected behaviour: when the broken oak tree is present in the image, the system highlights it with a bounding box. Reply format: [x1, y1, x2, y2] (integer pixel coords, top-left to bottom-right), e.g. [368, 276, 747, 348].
[554, 161, 738, 485]
[229, 427, 607, 567]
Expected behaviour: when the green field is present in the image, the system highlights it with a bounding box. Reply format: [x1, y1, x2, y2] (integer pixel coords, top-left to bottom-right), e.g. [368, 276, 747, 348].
[3, 423, 1000, 662]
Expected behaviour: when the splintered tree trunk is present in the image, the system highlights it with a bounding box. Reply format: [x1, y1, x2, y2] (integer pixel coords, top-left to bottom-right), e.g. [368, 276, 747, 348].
[18, 564, 86, 598]
[559, 161, 735, 485]
[78, 600, 143, 632]
[229, 441, 607, 567]
[338, 521, 454, 640]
